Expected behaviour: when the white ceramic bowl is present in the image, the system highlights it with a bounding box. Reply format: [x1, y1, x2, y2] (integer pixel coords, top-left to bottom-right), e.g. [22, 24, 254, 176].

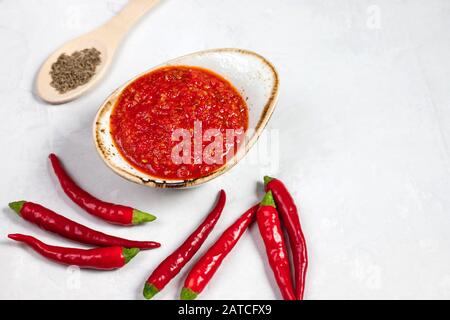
[93, 48, 279, 188]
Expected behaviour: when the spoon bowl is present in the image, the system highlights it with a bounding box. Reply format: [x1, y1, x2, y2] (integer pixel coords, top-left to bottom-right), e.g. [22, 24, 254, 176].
[94, 48, 279, 188]
[35, 36, 111, 104]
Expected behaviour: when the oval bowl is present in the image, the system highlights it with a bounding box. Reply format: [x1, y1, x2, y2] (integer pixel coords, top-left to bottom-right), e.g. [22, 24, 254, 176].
[93, 48, 279, 188]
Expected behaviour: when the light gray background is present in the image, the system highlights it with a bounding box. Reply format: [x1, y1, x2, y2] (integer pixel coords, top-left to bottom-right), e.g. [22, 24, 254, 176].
[0, 0, 449, 299]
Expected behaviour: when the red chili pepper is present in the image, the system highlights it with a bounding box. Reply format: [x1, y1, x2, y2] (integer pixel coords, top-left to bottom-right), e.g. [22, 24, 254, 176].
[143, 190, 226, 299]
[49, 153, 156, 226]
[180, 204, 258, 300]
[8, 234, 139, 270]
[257, 191, 295, 300]
[8, 201, 160, 250]
[264, 176, 308, 300]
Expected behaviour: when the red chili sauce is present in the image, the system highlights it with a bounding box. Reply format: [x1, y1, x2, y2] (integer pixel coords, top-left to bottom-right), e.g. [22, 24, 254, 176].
[110, 66, 248, 180]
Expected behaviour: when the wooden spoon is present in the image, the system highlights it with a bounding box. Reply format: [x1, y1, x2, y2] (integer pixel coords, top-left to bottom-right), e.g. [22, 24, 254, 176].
[35, 0, 160, 105]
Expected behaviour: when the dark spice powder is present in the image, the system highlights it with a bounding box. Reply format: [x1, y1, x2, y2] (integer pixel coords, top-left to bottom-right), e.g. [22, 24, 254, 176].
[50, 48, 102, 94]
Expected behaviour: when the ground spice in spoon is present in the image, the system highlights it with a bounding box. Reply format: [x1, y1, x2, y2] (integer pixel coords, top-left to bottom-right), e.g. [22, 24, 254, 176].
[50, 48, 102, 94]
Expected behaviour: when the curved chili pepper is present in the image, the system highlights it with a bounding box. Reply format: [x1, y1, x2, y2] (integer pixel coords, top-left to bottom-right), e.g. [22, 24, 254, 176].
[49, 153, 156, 226]
[8, 234, 139, 270]
[257, 191, 295, 300]
[8, 201, 160, 250]
[143, 190, 226, 299]
[180, 204, 258, 300]
[264, 176, 307, 300]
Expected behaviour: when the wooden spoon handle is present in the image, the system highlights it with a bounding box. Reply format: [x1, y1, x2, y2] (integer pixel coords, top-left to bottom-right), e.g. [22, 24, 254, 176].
[100, 0, 160, 42]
